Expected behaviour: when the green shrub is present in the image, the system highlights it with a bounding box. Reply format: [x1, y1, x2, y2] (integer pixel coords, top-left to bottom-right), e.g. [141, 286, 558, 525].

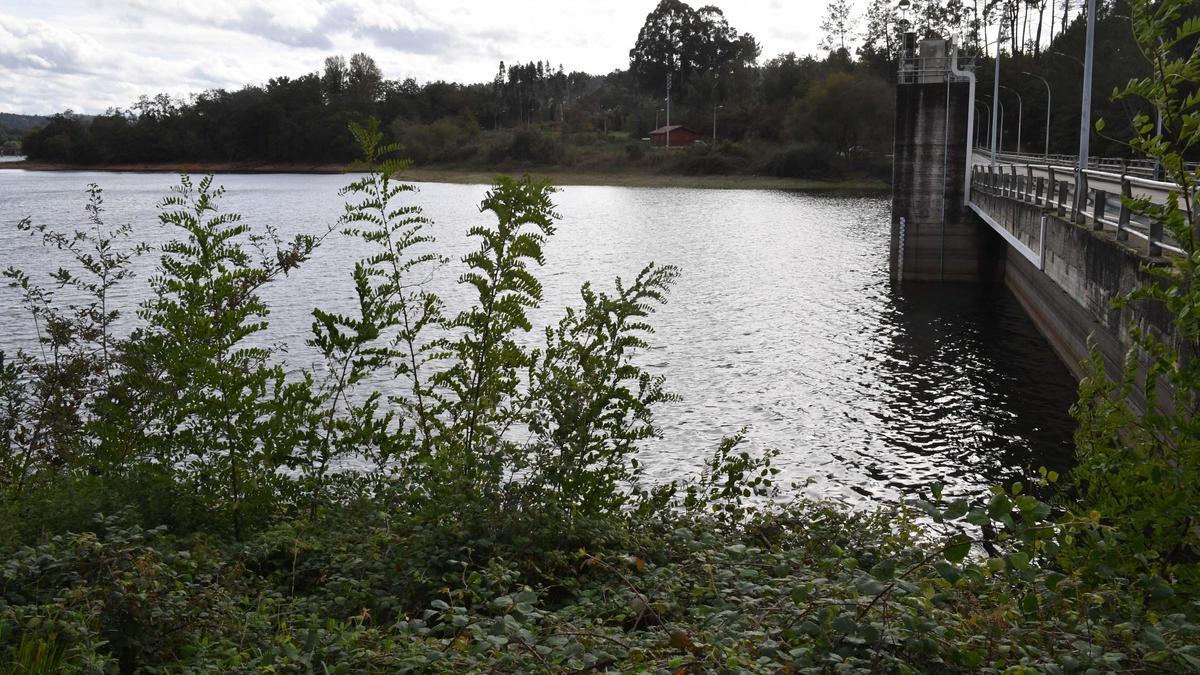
[765, 142, 840, 179]
[1070, 0, 1200, 591]
[668, 145, 749, 175]
[487, 128, 565, 165]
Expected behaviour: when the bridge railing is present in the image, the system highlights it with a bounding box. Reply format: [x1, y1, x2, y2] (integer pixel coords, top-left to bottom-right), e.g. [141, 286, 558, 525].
[972, 146, 1200, 180]
[970, 161, 1190, 257]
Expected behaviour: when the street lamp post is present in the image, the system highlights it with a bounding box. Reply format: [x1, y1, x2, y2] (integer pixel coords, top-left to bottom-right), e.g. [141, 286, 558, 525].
[1078, 0, 1097, 174]
[1000, 85, 1023, 154]
[1022, 71, 1051, 160]
[990, 21, 1002, 164]
[712, 104, 724, 143]
[1052, 50, 1084, 67]
[997, 99, 1005, 152]
[976, 101, 991, 148]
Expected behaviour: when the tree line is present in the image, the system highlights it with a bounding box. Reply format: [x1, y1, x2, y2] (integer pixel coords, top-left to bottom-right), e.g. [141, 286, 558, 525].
[16, 0, 1186, 171]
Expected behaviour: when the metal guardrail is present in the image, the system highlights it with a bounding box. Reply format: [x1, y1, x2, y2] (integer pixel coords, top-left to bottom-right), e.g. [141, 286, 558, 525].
[974, 147, 1200, 180]
[970, 161, 1189, 257]
[898, 56, 976, 84]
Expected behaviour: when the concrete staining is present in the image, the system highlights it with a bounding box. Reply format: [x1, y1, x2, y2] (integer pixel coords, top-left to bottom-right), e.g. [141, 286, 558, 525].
[970, 188, 1177, 412]
[890, 81, 985, 282]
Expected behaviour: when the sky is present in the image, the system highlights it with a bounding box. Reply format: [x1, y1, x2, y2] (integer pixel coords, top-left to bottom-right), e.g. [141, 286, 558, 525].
[0, 0, 834, 116]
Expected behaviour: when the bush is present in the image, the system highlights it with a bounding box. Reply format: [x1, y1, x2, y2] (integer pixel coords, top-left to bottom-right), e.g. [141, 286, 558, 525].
[668, 145, 750, 175]
[487, 128, 566, 165]
[765, 142, 840, 179]
[389, 115, 481, 165]
[624, 142, 645, 161]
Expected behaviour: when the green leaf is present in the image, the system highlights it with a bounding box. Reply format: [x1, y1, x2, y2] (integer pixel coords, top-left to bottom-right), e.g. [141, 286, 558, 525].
[870, 558, 896, 581]
[944, 534, 971, 563]
[944, 499, 969, 520]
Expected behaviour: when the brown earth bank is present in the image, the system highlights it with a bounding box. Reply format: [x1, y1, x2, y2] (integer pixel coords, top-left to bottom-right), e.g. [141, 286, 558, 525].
[0, 160, 889, 192]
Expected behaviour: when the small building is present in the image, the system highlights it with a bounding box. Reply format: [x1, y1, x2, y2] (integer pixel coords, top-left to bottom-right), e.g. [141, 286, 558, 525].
[649, 124, 699, 147]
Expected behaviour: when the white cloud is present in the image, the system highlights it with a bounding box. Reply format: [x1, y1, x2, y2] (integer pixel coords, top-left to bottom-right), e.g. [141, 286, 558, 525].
[0, 14, 106, 74]
[0, 0, 833, 115]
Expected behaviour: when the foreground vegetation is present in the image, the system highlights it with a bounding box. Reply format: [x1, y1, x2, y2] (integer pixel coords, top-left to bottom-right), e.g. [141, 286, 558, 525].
[2, 1, 1199, 671]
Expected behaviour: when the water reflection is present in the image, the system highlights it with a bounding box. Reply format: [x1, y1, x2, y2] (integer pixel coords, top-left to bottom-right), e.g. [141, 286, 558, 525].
[0, 171, 1078, 501]
[870, 283, 1076, 498]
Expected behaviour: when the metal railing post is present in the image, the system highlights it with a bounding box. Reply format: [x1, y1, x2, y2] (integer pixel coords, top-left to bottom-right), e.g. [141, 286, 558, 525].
[1039, 214, 1048, 271]
[1149, 217, 1163, 257]
[1057, 181, 1068, 218]
[1074, 170, 1089, 225]
[1092, 190, 1107, 231]
[1117, 177, 1131, 242]
[1035, 176, 1044, 205]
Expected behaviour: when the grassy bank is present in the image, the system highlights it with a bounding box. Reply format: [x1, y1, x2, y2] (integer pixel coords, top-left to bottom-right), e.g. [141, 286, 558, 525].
[0, 159, 887, 191]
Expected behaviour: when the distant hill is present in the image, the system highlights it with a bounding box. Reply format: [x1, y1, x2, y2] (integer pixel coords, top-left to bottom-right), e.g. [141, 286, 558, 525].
[0, 112, 53, 132]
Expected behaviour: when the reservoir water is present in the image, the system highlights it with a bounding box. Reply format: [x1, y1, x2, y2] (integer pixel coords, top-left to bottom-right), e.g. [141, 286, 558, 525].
[0, 170, 1079, 501]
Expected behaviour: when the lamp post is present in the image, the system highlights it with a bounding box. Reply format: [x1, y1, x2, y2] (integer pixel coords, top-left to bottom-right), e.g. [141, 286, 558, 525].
[976, 101, 991, 148]
[712, 104, 724, 143]
[1052, 50, 1083, 67]
[1078, 0, 1097, 174]
[1022, 71, 1051, 160]
[990, 22, 1003, 164]
[997, 98, 1005, 152]
[1000, 85, 1022, 154]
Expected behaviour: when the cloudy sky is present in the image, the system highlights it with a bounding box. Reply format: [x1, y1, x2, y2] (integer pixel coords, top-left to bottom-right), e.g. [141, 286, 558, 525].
[0, 0, 834, 115]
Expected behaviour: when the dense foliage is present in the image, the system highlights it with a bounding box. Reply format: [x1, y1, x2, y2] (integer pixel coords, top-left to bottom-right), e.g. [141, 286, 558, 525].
[1072, 0, 1200, 589]
[3, 112, 1200, 671]
[3, 0, 1200, 671]
[18, 1, 1189, 174]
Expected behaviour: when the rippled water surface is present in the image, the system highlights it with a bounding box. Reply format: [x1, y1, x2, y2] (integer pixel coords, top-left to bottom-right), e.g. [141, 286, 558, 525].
[0, 170, 1078, 501]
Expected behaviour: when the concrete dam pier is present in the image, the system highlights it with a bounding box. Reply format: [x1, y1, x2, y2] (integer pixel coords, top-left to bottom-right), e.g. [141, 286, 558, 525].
[889, 36, 1179, 401]
[890, 38, 989, 282]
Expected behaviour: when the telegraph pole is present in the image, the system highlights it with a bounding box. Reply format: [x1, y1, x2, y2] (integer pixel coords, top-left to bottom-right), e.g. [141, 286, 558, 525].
[662, 75, 672, 150]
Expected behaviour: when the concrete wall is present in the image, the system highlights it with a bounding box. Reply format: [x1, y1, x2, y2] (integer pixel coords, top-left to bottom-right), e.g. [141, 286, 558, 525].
[969, 188, 1175, 401]
[891, 81, 986, 281]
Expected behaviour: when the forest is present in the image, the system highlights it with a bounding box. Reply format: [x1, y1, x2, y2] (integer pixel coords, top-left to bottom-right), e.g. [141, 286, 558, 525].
[10, 0, 1177, 180]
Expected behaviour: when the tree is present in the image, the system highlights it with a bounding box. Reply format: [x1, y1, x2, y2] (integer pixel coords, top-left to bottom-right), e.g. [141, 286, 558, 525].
[629, 0, 699, 97]
[347, 52, 383, 110]
[860, 0, 901, 59]
[321, 55, 348, 103]
[819, 0, 857, 53]
[788, 70, 893, 160]
[628, 0, 757, 101]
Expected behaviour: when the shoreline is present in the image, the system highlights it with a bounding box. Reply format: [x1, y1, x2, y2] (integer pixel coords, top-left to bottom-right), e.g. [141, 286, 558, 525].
[0, 160, 890, 192]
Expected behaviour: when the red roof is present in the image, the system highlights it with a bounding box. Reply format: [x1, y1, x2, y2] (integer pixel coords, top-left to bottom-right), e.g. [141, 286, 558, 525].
[649, 124, 695, 135]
